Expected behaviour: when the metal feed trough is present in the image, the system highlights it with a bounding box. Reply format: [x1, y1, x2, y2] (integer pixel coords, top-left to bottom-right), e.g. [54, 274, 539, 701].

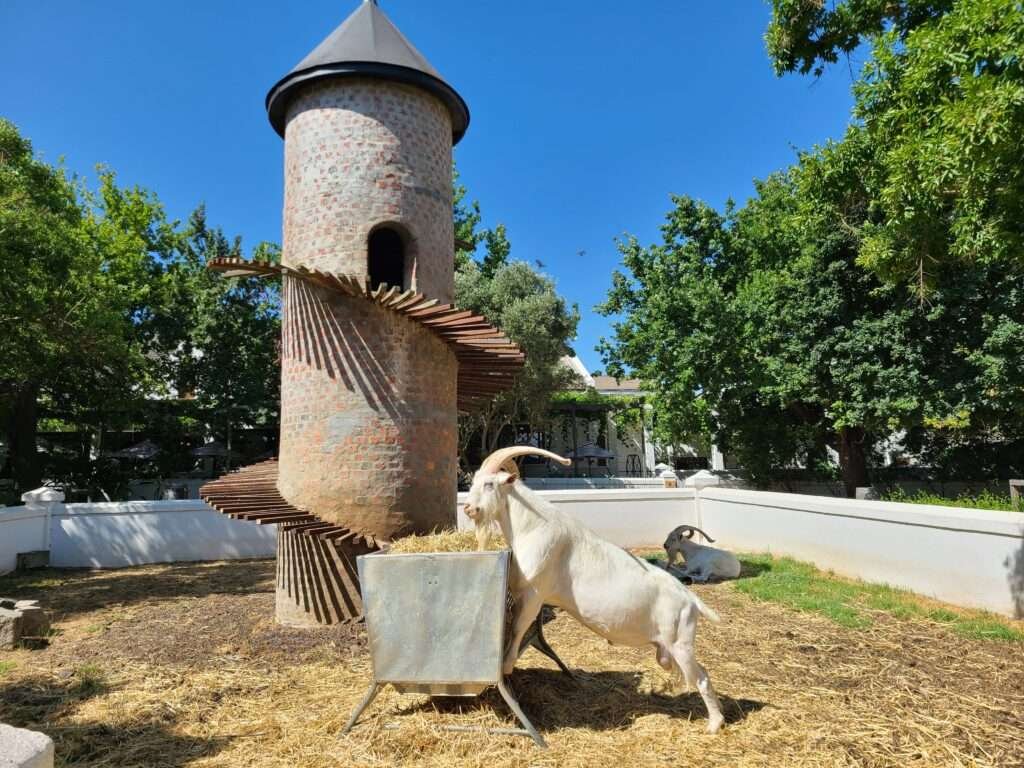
[343, 550, 547, 746]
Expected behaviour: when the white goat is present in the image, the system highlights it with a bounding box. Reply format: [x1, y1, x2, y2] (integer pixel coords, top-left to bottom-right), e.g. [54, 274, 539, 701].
[464, 447, 726, 733]
[664, 525, 742, 583]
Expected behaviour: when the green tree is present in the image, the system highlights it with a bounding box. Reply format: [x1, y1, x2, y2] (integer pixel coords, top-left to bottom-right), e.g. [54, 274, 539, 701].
[453, 171, 482, 271]
[0, 120, 282, 497]
[456, 259, 580, 464]
[0, 120, 158, 494]
[767, 0, 1024, 283]
[600, 137, 1024, 495]
[452, 184, 580, 468]
[143, 207, 281, 470]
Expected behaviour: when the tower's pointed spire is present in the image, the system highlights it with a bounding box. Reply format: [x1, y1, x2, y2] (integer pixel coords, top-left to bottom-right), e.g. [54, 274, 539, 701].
[266, 2, 469, 143]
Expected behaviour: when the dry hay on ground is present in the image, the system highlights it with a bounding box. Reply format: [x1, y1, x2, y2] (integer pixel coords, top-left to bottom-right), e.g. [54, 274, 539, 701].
[0, 554, 1021, 768]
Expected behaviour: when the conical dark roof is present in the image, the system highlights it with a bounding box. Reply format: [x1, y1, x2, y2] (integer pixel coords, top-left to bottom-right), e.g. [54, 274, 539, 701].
[266, 1, 469, 144]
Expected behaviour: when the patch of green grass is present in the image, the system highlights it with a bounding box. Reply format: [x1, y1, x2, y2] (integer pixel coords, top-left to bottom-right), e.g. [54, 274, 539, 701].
[883, 488, 1020, 512]
[72, 663, 106, 696]
[733, 554, 1024, 642]
[0, 660, 16, 677]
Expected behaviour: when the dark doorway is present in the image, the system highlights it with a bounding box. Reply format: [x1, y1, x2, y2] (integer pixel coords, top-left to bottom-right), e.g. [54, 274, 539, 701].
[368, 227, 405, 290]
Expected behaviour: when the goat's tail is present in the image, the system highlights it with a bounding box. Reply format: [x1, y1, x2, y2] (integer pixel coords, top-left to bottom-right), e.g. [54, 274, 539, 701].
[691, 593, 721, 624]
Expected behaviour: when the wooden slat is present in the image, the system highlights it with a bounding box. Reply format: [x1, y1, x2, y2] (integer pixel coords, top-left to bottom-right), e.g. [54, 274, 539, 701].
[206, 258, 526, 410]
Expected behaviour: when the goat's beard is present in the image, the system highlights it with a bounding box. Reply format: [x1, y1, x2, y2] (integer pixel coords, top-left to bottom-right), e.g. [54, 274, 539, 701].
[474, 522, 491, 551]
[472, 505, 504, 551]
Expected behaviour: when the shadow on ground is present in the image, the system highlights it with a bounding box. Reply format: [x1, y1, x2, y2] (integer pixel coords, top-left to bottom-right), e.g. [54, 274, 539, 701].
[0, 560, 275, 620]
[405, 668, 766, 732]
[0, 673, 229, 767]
[736, 560, 772, 580]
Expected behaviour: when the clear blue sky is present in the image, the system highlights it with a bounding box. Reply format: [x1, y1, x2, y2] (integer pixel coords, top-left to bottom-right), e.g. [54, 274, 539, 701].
[2, 0, 858, 372]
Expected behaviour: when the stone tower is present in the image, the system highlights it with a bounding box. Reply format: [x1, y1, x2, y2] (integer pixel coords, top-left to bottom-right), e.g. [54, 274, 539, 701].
[202, 1, 522, 627]
[266, 0, 470, 542]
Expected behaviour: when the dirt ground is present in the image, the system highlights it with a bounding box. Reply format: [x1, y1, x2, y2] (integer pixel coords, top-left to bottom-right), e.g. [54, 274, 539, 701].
[1, 559, 1022, 768]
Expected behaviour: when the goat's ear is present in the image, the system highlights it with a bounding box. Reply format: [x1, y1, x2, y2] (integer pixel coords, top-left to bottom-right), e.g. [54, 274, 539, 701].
[495, 471, 517, 486]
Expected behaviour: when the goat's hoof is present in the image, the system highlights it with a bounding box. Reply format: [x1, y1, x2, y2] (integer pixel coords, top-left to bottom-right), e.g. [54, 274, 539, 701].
[707, 716, 724, 735]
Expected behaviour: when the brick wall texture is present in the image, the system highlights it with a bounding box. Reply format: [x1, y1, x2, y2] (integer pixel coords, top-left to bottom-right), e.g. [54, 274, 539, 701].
[277, 78, 458, 539]
[282, 78, 454, 301]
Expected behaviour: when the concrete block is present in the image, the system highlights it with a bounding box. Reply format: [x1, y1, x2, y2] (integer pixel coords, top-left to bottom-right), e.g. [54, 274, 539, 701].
[16, 606, 49, 638]
[0, 608, 23, 650]
[0, 723, 55, 768]
[15, 552, 48, 571]
[0, 601, 50, 646]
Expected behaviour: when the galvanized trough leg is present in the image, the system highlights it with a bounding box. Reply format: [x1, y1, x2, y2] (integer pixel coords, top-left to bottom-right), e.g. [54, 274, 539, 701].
[497, 677, 547, 748]
[343, 681, 382, 734]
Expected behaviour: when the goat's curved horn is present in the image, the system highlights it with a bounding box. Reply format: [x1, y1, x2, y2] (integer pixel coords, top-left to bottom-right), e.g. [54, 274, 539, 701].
[479, 447, 572, 477]
[680, 525, 715, 543]
[684, 528, 716, 544]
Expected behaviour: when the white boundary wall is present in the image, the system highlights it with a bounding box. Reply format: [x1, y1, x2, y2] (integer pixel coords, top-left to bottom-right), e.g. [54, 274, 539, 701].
[51, 501, 277, 568]
[697, 487, 1024, 618]
[0, 505, 48, 574]
[0, 495, 276, 573]
[458, 486, 1024, 617]
[2, 487, 1021, 617]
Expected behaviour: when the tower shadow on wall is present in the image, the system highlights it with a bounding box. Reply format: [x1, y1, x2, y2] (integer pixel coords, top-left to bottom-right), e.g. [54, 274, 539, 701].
[1009, 532, 1024, 619]
[285, 277, 413, 422]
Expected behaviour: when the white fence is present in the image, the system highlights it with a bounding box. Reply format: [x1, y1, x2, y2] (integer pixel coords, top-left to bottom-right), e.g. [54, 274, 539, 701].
[2, 486, 1021, 618]
[51, 500, 276, 568]
[465, 488, 698, 545]
[522, 477, 668, 491]
[0, 506, 49, 574]
[457, 486, 1024, 618]
[696, 488, 1023, 618]
[0, 491, 275, 574]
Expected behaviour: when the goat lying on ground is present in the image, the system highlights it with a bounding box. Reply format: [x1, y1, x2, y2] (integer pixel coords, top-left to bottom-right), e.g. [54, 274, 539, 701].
[664, 525, 742, 583]
[464, 447, 726, 733]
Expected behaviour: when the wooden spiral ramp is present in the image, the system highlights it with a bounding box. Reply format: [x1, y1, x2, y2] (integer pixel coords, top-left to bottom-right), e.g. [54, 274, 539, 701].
[200, 460, 384, 624]
[200, 259, 524, 625]
[207, 258, 525, 411]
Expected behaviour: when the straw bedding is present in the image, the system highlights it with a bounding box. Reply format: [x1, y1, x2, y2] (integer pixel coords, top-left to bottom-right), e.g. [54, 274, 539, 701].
[1, 542, 1021, 767]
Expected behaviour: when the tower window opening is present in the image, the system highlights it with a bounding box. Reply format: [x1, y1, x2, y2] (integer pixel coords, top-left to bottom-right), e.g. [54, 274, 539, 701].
[368, 227, 405, 291]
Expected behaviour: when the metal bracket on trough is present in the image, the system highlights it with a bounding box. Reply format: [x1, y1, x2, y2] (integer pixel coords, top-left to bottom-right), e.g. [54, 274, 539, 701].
[342, 550, 547, 747]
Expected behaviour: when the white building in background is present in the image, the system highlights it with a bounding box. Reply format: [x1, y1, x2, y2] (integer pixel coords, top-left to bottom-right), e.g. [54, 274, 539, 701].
[520, 357, 725, 479]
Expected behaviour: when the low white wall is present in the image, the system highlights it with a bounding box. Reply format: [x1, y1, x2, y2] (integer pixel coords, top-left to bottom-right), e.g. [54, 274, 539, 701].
[50, 501, 277, 568]
[456, 486, 1023, 617]
[522, 477, 668, 491]
[698, 487, 1024, 618]
[5, 484, 1022, 618]
[457, 488, 696, 549]
[0, 506, 48, 574]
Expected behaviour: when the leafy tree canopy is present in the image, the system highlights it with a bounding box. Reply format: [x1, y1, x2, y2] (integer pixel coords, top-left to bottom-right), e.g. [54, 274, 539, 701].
[767, 0, 1024, 283]
[1, 119, 157, 491]
[453, 180, 580, 468]
[599, 137, 1024, 493]
[0, 119, 280, 497]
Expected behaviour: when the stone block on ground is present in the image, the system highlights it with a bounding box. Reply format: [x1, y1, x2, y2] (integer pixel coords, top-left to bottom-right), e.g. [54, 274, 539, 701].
[14, 551, 49, 571]
[0, 723, 55, 768]
[16, 606, 49, 638]
[0, 601, 51, 647]
[0, 608, 23, 650]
